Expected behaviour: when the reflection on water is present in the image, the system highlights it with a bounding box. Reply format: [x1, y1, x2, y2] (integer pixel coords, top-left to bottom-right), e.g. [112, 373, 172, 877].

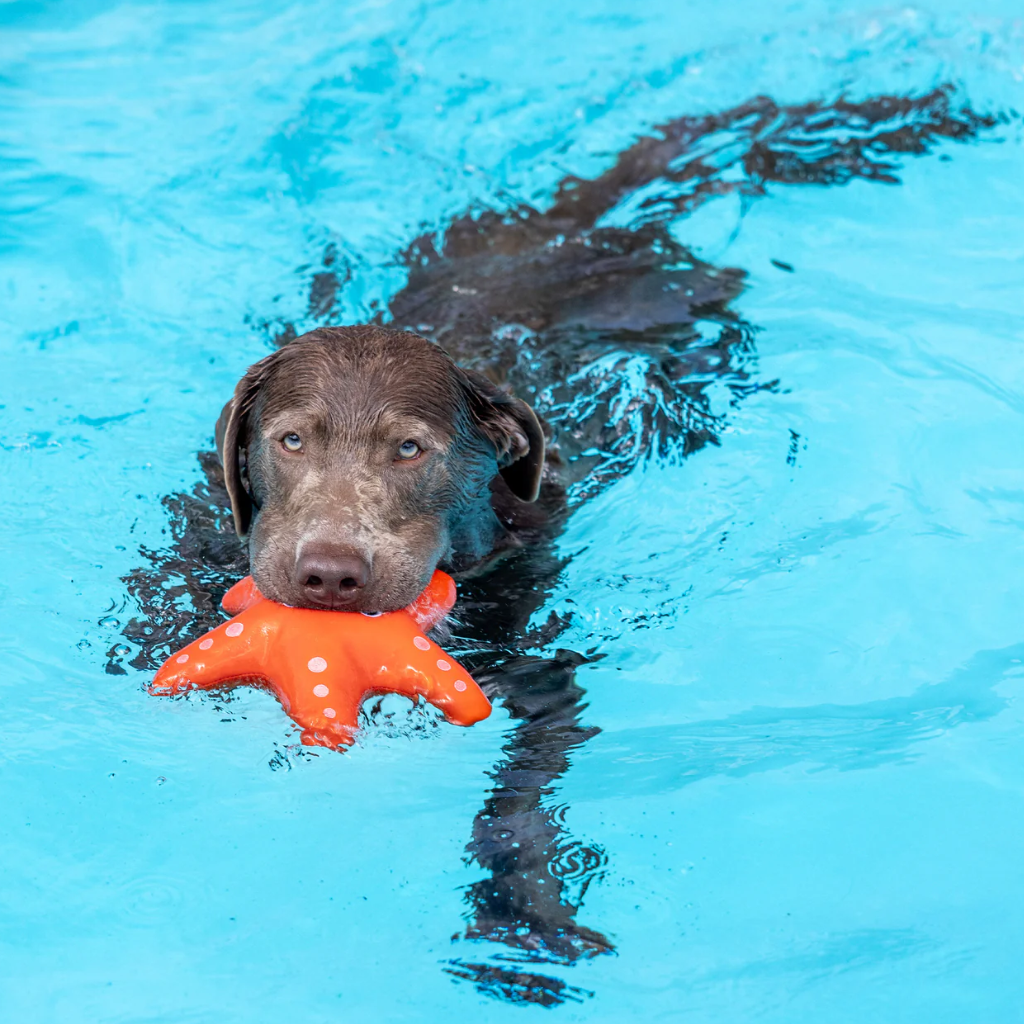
[588, 641, 1021, 798]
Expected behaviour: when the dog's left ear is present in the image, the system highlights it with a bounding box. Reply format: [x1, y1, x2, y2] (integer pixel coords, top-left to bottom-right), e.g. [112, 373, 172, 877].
[215, 352, 278, 537]
[458, 368, 546, 502]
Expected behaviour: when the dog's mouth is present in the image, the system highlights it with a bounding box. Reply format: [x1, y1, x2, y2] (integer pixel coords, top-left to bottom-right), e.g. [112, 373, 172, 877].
[295, 591, 405, 615]
[269, 586, 403, 615]
[250, 562, 432, 616]
[297, 592, 368, 612]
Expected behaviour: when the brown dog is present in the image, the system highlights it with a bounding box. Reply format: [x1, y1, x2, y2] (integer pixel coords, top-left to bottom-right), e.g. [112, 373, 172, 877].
[117, 86, 991, 1005]
[214, 89, 989, 633]
[215, 325, 545, 612]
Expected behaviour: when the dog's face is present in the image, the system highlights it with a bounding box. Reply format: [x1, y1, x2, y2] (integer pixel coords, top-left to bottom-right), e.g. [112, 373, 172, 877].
[217, 326, 544, 612]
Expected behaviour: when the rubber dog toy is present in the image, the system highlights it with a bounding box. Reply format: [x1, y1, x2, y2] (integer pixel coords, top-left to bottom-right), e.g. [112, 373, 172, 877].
[150, 570, 490, 749]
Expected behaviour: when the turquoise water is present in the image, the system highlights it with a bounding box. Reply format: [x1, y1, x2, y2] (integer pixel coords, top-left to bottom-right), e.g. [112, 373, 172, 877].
[2, 1, 1024, 1020]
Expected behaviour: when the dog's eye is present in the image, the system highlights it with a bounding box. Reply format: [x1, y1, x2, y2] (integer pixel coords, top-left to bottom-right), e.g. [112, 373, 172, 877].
[281, 433, 303, 453]
[396, 440, 421, 460]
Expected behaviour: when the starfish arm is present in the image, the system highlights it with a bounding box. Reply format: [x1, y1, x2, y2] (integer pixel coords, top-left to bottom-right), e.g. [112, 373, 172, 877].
[221, 576, 262, 616]
[406, 571, 458, 632]
[421, 661, 491, 726]
[149, 603, 276, 695]
[294, 692, 364, 750]
[368, 631, 491, 727]
[274, 653, 366, 751]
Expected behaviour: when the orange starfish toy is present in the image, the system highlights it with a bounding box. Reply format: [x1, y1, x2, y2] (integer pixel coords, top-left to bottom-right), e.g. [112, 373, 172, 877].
[150, 570, 491, 749]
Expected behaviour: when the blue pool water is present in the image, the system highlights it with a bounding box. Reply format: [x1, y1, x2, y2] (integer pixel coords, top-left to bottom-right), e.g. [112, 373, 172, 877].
[3, 0, 1024, 1020]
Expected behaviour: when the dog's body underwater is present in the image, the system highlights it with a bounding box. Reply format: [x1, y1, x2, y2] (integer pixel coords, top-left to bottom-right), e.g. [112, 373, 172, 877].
[114, 87, 992, 1006]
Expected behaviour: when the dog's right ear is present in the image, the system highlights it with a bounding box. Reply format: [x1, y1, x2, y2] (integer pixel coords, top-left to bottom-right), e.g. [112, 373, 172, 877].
[215, 354, 275, 538]
[456, 367, 546, 502]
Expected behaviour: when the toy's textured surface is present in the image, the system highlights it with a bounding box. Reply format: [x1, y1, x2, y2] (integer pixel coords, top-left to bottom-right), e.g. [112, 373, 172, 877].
[150, 571, 491, 748]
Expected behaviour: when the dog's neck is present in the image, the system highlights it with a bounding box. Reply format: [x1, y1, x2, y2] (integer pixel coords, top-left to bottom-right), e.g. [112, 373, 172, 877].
[445, 487, 510, 568]
[444, 472, 553, 576]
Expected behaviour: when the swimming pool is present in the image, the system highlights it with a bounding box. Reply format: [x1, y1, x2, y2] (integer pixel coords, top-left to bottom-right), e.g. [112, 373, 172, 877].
[2, 0, 1024, 1019]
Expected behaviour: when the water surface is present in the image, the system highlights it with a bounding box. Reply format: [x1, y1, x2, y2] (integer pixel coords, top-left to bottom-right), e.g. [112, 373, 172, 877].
[2, 1, 1024, 1020]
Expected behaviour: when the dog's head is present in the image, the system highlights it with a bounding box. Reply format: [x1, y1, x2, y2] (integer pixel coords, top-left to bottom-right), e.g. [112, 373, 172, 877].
[215, 326, 544, 611]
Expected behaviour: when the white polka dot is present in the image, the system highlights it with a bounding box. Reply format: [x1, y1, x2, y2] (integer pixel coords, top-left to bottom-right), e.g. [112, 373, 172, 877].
[313, 684, 329, 698]
[454, 679, 467, 692]
[308, 657, 328, 673]
[176, 654, 189, 664]
[225, 622, 244, 637]
[199, 638, 214, 650]
[413, 636, 430, 651]
[323, 707, 336, 719]
[436, 659, 451, 671]
[362, 610, 382, 618]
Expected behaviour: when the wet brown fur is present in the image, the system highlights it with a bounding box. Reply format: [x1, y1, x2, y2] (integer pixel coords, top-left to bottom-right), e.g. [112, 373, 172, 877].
[112, 86, 999, 1005]
[215, 324, 545, 611]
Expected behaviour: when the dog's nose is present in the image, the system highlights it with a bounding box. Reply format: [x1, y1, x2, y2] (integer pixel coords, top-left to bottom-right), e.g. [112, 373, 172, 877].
[294, 546, 370, 607]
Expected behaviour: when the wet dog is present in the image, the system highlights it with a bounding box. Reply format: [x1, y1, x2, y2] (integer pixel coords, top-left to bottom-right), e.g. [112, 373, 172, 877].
[214, 325, 546, 613]
[114, 87, 992, 1006]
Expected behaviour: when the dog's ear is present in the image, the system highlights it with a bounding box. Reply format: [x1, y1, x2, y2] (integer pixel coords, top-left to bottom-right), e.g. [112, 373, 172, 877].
[458, 368, 546, 502]
[215, 354, 276, 538]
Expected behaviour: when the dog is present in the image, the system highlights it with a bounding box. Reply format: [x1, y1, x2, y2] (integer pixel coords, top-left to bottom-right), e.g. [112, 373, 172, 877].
[114, 87, 991, 1006]
[213, 325, 546, 614]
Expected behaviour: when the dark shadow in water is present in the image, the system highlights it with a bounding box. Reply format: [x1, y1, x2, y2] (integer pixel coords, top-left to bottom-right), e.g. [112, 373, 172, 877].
[109, 86, 999, 1006]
